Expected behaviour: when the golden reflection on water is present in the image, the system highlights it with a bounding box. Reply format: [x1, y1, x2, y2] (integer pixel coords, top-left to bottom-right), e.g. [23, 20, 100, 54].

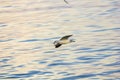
[0, 0, 120, 80]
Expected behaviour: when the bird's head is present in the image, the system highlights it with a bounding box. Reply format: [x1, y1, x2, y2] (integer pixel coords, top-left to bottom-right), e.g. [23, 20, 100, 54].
[70, 39, 75, 42]
[53, 40, 59, 45]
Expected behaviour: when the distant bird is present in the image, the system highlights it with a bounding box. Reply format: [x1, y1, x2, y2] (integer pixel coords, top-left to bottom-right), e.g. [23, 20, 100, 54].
[64, 0, 69, 4]
[54, 35, 75, 48]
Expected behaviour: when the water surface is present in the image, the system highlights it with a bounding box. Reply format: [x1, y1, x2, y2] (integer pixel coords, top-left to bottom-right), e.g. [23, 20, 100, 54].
[0, 0, 120, 80]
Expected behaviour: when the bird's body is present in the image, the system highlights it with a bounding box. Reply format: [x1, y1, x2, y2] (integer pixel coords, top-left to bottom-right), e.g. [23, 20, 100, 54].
[54, 35, 75, 48]
[59, 39, 70, 44]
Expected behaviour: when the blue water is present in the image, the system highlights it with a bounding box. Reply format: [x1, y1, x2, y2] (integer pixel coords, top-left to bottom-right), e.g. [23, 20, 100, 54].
[0, 0, 120, 80]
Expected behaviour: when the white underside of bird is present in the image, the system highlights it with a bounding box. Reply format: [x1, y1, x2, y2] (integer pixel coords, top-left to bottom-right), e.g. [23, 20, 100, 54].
[53, 35, 75, 48]
[59, 39, 70, 44]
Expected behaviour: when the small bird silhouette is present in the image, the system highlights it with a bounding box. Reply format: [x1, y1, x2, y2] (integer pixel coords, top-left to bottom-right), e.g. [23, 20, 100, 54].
[53, 35, 75, 48]
[64, 0, 69, 4]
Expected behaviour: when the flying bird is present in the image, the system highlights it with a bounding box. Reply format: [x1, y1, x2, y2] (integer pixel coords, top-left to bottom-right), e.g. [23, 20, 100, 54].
[64, 0, 69, 4]
[53, 35, 75, 48]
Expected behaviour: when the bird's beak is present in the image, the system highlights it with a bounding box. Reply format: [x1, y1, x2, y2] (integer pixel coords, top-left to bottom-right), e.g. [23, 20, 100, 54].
[71, 39, 75, 42]
[72, 40, 75, 42]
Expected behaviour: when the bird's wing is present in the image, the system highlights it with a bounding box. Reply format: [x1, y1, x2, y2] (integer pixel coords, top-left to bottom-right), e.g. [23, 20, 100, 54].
[64, 0, 69, 4]
[60, 35, 72, 40]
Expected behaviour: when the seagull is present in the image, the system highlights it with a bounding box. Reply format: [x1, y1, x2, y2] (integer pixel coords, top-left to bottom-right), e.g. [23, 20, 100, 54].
[64, 0, 69, 4]
[53, 35, 75, 48]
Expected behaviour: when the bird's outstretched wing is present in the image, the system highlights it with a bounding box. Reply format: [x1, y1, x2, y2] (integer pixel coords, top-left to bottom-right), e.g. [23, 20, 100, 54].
[60, 35, 72, 40]
[64, 0, 69, 4]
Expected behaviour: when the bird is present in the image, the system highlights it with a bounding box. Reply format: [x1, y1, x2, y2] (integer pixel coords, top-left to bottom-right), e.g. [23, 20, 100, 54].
[53, 35, 75, 48]
[64, 0, 69, 4]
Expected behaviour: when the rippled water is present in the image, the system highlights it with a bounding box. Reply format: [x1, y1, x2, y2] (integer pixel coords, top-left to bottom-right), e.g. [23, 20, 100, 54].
[0, 0, 120, 80]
